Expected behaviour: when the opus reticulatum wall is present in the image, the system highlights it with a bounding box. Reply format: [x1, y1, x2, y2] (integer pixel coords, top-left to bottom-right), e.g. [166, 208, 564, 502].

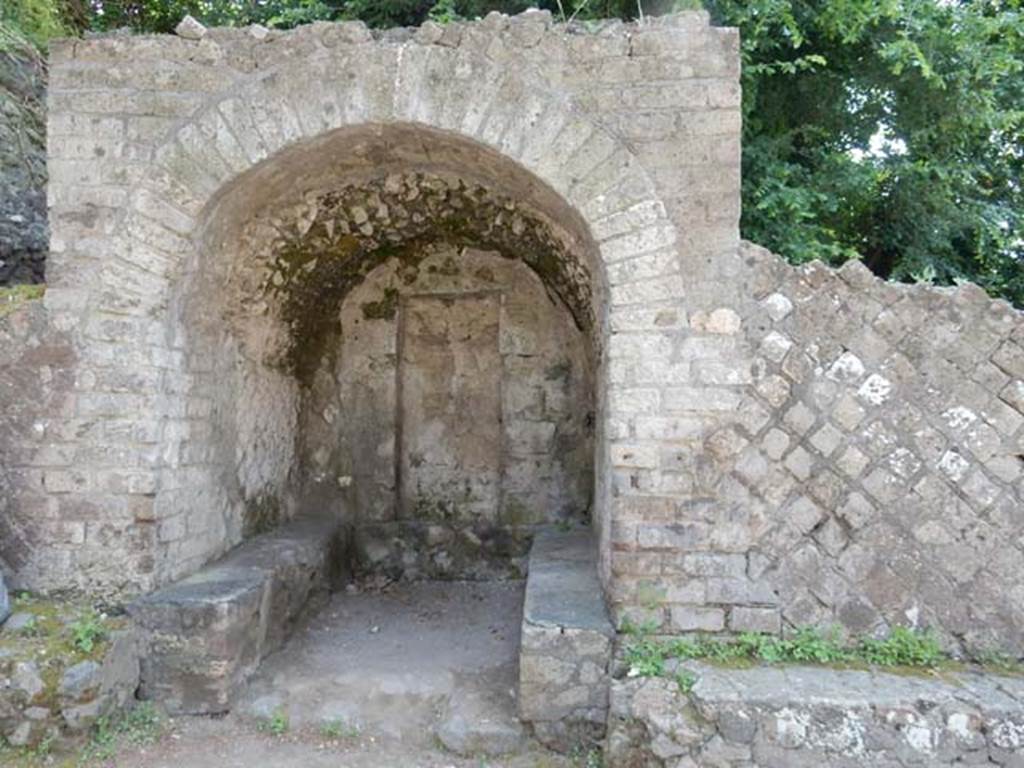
[0, 9, 1022, 658]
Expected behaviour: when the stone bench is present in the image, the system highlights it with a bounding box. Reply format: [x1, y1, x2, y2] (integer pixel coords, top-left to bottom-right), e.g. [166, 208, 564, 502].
[128, 516, 344, 714]
[608, 662, 1024, 767]
[518, 528, 615, 750]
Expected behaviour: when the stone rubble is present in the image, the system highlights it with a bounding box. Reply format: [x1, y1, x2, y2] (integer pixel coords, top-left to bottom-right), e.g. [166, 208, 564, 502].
[174, 15, 208, 40]
[0, 616, 139, 748]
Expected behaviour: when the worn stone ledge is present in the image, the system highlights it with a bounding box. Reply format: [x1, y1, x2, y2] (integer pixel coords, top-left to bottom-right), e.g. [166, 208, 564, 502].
[518, 528, 614, 751]
[128, 515, 343, 714]
[607, 662, 1024, 767]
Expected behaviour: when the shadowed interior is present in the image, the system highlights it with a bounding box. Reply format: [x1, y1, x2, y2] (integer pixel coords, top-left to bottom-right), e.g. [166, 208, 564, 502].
[164, 123, 609, 581]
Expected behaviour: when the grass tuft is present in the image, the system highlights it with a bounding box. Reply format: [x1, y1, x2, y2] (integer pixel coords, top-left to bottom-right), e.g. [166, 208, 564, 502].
[0, 284, 45, 319]
[622, 623, 998, 692]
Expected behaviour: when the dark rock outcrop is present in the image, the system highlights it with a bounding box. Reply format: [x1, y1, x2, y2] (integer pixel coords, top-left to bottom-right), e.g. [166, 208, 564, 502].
[0, 42, 48, 285]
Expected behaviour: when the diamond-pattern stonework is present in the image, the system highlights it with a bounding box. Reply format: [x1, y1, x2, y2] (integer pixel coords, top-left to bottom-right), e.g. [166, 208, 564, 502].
[689, 245, 1023, 653]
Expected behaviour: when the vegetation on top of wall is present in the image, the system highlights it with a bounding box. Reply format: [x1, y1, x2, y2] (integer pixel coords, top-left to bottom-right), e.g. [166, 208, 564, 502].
[1, 0, 1021, 306]
[715, 0, 1023, 309]
[0, 0, 67, 51]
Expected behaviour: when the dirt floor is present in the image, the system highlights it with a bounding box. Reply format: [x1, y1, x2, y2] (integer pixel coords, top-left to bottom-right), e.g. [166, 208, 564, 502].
[104, 715, 580, 768]
[107, 580, 583, 767]
[235, 581, 525, 746]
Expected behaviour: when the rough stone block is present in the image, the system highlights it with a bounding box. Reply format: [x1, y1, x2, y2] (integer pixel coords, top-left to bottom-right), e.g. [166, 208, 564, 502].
[129, 517, 343, 714]
[728, 606, 781, 634]
[670, 605, 725, 632]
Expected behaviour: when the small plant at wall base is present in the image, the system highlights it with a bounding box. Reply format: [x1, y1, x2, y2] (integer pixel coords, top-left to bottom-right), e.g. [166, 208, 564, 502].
[569, 743, 604, 768]
[81, 704, 165, 762]
[70, 611, 106, 653]
[257, 708, 290, 736]
[319, 718, 359, 740]
[623, 625, 986, 688]
[858, 626, 944, 667]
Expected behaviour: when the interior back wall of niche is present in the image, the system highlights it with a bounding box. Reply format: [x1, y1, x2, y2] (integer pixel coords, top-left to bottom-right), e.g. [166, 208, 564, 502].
[296, 245, 595, 576]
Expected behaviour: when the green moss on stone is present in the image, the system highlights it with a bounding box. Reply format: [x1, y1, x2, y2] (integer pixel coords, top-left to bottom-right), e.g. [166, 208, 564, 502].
[361, 287, 400, 320]
[544, 361, 572, 382]
[0, 284, 45, 320]
[252, 173, 595, 388]
[0, 595, 121, 715]
[502, 496, 533, 527]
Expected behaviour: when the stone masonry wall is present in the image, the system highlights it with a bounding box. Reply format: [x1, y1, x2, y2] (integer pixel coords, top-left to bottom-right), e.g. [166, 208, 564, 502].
[609, 242, 1024, 655]
[0, 298, 79, 590]
[170, 159, 600, 584]
[6, 7, 1022, 660]
[307, 245, 594, 579]
[17, 10, 738, 595]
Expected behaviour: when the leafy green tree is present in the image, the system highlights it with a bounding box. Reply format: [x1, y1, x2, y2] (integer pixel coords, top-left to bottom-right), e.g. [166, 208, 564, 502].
[1, 0, 68, 49]
[706, 0, 1023, 305]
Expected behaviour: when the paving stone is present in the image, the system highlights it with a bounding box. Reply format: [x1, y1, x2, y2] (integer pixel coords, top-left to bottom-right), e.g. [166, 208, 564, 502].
[437, 690, 526, 756]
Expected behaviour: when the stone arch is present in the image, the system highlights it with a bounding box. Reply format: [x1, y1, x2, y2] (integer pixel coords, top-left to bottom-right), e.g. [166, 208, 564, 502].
[129, 41, 674, 274]
[105, 43, 684, 586]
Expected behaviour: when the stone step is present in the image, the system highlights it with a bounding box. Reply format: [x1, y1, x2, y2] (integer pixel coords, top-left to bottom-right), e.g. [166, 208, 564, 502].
[232, 580, 527, 755]
[437, 685, 526, 756]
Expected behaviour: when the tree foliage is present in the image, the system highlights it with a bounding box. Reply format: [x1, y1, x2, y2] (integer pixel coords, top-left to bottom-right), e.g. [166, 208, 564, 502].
[2, 0, 1022, 306]
[707, 0, 1024, 306]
